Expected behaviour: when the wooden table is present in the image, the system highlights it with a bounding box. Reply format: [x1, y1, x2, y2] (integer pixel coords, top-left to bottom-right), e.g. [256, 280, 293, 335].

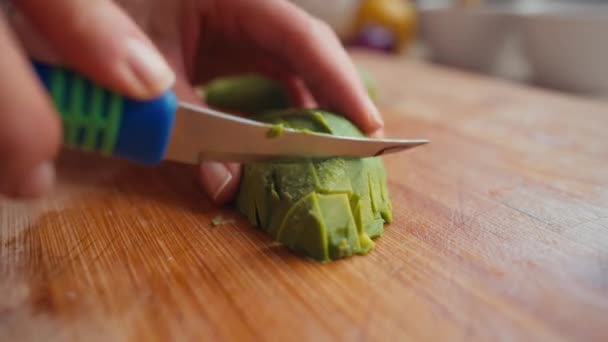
[2, 52, 607, 341]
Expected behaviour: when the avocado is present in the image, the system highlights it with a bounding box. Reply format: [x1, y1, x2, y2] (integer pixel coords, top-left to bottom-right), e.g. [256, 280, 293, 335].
[204, 68, 376, 113]
[205, 74, 289, 113]
[203, 72, 390, 262]
[236, 109, 392, 262]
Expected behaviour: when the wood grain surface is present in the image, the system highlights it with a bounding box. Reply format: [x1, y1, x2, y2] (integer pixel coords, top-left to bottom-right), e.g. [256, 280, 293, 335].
[1, 52, 607, 342]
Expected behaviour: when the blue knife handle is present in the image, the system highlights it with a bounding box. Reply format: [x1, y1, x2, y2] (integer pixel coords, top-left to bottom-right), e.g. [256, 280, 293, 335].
[33, 60, 177, 165]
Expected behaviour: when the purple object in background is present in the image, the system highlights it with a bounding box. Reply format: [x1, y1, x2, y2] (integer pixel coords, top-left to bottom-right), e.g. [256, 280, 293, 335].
[350, 24, 396, 52]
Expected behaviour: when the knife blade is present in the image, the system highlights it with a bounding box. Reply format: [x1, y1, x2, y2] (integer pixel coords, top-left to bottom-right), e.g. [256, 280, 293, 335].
[164, 102, 429, 164]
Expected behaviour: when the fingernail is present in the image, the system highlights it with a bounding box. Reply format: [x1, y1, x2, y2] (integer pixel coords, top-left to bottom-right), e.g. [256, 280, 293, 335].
[17, 161, 55, 198]
[199, 162, 233, 201]
[124, 39, 175, 98]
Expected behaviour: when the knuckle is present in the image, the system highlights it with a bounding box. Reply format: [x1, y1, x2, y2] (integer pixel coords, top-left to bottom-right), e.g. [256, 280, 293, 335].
[60, 1, 107, 42]
[295, 15, 340, 48]
[312, 18, 333, 37]
[63, 10, 92, 40]
[310, 17, 340, 43]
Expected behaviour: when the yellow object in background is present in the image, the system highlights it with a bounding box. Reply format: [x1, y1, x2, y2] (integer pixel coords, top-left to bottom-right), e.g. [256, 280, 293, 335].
[352, 0, 417, 52]
[289, 0, 416, 53]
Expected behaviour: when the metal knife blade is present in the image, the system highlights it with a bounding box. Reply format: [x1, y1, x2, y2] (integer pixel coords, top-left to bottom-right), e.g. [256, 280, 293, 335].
[164, 102, 429, 164]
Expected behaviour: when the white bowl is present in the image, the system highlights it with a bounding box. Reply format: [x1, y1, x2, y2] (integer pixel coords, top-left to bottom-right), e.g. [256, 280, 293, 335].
[519, 3, 608, 95]
[418, 5, 514, 72]
[288, 0, 360, 39]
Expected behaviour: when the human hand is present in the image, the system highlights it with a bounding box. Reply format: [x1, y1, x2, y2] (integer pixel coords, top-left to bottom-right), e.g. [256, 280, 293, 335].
[0, 0, 175, 198]
[2, 0, 383, 204]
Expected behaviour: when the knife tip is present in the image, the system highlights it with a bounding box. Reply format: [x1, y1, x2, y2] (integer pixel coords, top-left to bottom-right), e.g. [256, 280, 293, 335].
[375, 139, 430, 157]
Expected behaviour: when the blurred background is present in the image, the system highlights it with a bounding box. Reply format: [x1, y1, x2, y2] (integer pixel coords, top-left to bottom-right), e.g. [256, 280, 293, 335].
[289, 0, 608, 100]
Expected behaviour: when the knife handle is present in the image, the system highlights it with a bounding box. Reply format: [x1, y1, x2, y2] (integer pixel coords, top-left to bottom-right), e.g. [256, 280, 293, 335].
[32, 60, 177, 164]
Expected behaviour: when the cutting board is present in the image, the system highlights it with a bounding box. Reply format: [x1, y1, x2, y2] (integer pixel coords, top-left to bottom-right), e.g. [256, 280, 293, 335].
[1, 52, 607, 341]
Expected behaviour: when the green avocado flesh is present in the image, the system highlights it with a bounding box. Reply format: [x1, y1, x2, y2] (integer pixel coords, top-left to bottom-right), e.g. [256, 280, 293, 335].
[266, 123, 286, 138]
[237, 110, 392, 262]
[204, 73, 390, 262]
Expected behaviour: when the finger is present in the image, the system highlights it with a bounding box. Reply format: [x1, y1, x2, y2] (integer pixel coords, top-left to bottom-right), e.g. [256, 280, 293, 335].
[279, 75, 317, 108]
[199, 161, 241, 205]
[369, 128, 385, 139]
[16, 0, 175, 99]
[0, 14, 60, 198]
[248, 59, 317, 108]
[172, 74, 242, 204]
[6, 9, 60, 63]
[218, 0, 383, 134]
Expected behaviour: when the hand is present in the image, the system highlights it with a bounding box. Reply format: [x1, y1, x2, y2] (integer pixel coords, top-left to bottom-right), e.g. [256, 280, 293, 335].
[1, 0, 383, 203]
[0, 0, 175, 198]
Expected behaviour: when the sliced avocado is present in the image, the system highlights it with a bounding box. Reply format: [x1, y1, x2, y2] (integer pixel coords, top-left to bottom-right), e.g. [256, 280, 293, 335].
[236, 110, 392, 262]
[203, 72, 390, 262]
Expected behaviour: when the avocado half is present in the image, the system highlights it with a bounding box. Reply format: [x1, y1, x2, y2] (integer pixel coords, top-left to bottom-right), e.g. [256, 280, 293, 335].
[205, 74, 391, 262]
[204, 68, 376, 113]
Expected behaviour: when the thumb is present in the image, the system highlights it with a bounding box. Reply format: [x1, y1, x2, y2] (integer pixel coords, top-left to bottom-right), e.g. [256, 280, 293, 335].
[16, 0, 175, 99]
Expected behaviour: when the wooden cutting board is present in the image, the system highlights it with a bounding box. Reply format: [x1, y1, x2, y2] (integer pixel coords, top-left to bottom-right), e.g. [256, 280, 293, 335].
[1, 52, 607, 342]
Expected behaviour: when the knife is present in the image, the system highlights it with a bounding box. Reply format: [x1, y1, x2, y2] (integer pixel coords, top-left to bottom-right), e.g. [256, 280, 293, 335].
[33, 61, 429, 165]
